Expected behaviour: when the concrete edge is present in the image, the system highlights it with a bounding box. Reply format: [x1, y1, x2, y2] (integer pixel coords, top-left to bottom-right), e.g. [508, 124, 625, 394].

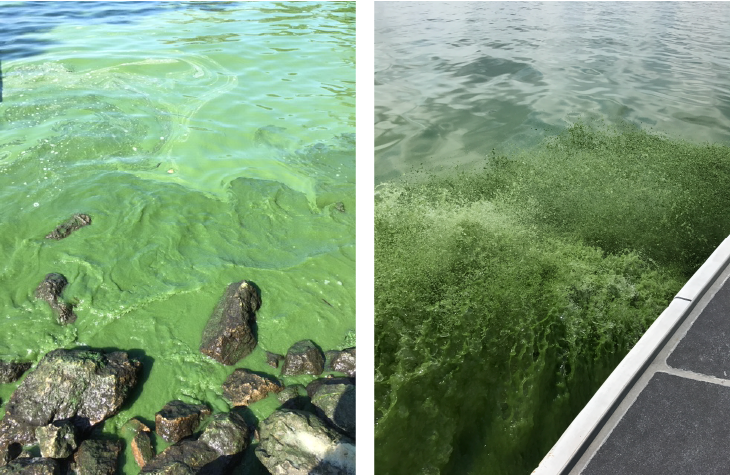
[532, 235, 730, 475]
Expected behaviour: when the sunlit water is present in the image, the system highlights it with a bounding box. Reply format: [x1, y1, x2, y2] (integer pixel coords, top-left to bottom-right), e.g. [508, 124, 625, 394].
[375, 2, 730, 474]
[0, 2, 355, 474]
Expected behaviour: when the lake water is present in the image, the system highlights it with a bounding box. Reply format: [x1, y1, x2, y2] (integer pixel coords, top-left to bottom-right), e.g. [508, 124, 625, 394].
[0, 2, 355, 473]
[375, 2, 730, 474]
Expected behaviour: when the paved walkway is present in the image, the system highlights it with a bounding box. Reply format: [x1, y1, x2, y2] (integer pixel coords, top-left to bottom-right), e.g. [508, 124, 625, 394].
[535, 236, 730, 475]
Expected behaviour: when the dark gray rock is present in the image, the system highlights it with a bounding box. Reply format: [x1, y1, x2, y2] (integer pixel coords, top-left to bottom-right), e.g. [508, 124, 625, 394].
[324, 348, 356, 377]
[35, 273, 76, 325]
[123, 418, 154, 469]
[306, 377, 356, 398]
[312, 383, 356, 439]
[0, 457, 60, 475]
[155, 400, 211, 444]
[281, 340, 325, 376]
[221, 369, 283, 406]
[266, 351, 284, 369]
[256, 409, 356, 475]
[0, 349, 141, 458]
[199, 281, 260, 365]
[0, 361, 32, 384]
[141, 440, 221, 475]
[45, 213, 91, 240]
[72, 438, 122, 475]
[199, 412, 250, 456]
[36, 420, 78, 458]
[276, 384, 309, 410]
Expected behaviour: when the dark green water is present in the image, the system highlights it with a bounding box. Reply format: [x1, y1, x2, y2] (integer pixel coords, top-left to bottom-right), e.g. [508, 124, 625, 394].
[375, 2, 730, 474]
[0, 2, 355, 474]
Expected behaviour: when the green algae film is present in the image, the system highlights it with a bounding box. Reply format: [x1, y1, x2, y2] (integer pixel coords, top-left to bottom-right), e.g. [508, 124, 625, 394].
[0, 3, 354, 474]
[374, 122, 730, 474]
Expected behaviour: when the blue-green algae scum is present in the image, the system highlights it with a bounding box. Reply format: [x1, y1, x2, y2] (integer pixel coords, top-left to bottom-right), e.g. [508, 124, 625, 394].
[375, 2, 730, 474]
[0, 2, 354, 474]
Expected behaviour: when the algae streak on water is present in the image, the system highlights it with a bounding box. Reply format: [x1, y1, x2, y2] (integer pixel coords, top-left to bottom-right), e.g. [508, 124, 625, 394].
[375, 122, 730, 474]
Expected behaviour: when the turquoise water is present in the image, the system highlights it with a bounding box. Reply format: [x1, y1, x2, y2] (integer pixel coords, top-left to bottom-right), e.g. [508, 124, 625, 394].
[375, 2, 730, 474]
[0, 2, 355, 473]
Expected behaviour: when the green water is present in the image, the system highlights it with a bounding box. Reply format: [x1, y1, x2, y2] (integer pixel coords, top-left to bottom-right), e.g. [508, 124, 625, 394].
[374, 122, 730, 474]
[0, 2, 355, 473]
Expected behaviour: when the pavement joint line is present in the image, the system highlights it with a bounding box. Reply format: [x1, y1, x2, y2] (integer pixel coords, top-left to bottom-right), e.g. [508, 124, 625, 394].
[659, 366, 730, 387]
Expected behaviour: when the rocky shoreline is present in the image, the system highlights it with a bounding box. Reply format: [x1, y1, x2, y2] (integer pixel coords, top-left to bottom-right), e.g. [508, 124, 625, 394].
[0, 216, 356, 475]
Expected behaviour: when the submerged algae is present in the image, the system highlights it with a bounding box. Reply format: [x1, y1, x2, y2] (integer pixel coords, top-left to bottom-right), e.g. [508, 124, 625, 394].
[374, 122, 730, 474]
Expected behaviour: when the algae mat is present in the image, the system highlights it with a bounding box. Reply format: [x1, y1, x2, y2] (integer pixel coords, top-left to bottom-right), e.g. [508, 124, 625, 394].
[0, 2, 355, 474]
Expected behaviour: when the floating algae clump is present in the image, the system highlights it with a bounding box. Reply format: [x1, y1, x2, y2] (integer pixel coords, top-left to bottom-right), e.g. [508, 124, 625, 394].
[374, 122, 730, 474]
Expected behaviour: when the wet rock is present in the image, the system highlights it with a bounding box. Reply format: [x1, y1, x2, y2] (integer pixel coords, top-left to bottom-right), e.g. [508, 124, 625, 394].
[324, 347, 356, 377]
[266, 351, 284, 369]
[281, 340, 325, 376]
[35, 273, 77, 325]
[0, 361, 32, 384]
[155, 401, 211, 444]
[306, 377, 356, 399]
[221, 369, 283, 406]
[199, 280, 261, 365]
[311, 383, 356, 439]
[199, 412, 250, 456]
[276, 384, 310, 410]
[124, 418, 154, 469]
[45, 213, 91, 240]
[141, 440, 218, 475]
[36, 420, 78, 458]
[0, 457, 60, 475]
[256, 409, 356, 475]
[0, 349, 141, 456]
[72, 438, 122, 475]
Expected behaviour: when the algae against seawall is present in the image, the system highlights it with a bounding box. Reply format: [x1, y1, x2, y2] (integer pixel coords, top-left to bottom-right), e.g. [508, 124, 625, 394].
[375, 122, 730, 474]
[0, 2, 355, 474]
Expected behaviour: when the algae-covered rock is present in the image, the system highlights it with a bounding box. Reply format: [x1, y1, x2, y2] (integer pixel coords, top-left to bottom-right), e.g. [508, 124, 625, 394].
[221, 369, 283, 406]
[35, 273, 76, 325]
[281, 340, 325, 376]
[45, 213, 91, 240]
[200, 281, 261, 365]
[276, 384, 309, 410]
[0, 360, 32, 384]
[72, 438, 122, 475]
[256, 409, 356, 475]
[36, 420, 78, 458]
[155, 400, 211, 444]
[0, 349, 141, 456]
[306, 377, 355, 399]
[311, 383, 356, 439]
[0, 457, 60, 475]
[198, 412, 250, 456]
[324, 348, 356, 377]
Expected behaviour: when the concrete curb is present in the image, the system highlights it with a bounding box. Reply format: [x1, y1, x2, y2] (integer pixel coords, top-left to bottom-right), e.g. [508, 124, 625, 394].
[533, 235, 730, 475]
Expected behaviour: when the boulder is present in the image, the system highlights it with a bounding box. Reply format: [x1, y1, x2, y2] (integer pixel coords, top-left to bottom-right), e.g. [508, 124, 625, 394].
[221, 369, 283, 406]
[0, 349, 141, 458]
[72, 438, 122, 475]
[324, 348, 356, 377]
[276, 384, 310, 411]
[306, 377, 356, 399]
[266, 351, 284, 369]
[155, 400, 211, 444]
[0, 457, 60, 475]
[45, 213, 91, 240]
[199, 281, 261, 365]
[256, 409, 355, 475]
[35, 273, 76, 325]
[311, 383, 356, 439]
[0, 361, 32, 384]
[198, 412, 250, 456]
[281, 340, 325, 376]
[124, 418, 154, 469]
[36, 420, 78, 458]
[141, 440, 219, 475]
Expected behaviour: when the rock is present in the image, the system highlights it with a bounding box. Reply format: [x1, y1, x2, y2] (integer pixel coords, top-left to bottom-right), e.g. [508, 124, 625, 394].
[334, 202, 346, 213]
[306, 377, 356, 399]
[266, 351, 284, 369]
[256, 409, 356, 475]
[45, 213, 91, 240]
[141, 440, 219, 475]
[0, 361, 32, 384]
[311, 383, 356, 439]
[198, 412, 250, 456]
[72, 438, 122, 475]
[155, 400, 211, 444]
[124, 418, 154, 469]
[281, 340, 325, 376]
[221, 369, 283, 406]
[0, 349, 141, 457]
[35, 273, 77, 325]
[36, 420, 78, 458]
[0, 457, 60, 475]
[199, 281, 261, 365]
[276, 385, 309, 410]
[324, 348, 356, 377]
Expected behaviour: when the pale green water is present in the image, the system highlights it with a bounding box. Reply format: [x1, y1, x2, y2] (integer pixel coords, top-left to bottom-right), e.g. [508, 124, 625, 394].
[0, 2, 355, 473]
